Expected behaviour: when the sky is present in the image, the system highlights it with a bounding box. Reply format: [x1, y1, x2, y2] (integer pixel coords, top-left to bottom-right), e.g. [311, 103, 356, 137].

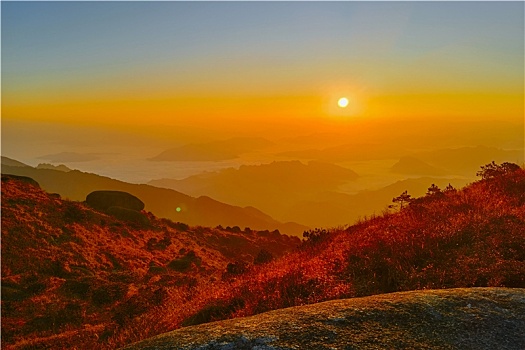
[2, 1, 523, 134]
[1, 0, 524, 185]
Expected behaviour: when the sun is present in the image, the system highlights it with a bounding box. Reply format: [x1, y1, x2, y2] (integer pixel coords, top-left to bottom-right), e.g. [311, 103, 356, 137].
[337, 97, 349, 108]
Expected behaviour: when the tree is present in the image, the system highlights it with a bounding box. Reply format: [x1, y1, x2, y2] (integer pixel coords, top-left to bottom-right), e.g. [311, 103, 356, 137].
[426, 184, 441, 196]
[476, 161, 521, 180]
[444, 183, 456, 193]
[392, 190, 413, 210]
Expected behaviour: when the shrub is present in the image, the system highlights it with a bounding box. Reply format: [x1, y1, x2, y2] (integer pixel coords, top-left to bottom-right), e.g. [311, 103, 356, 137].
[64, 203, 87, 222]
[106, 206, 150, 225]
[226, 261, 249, 275]
[181, 298, 245, 327]
[167, 251, 201, 272]
[91, 283, 127, 306]
[254, 249, 274, 265]
[62, 279, 91, 299]
[303, 228, 329, 244]
[1, 286, 28, 302]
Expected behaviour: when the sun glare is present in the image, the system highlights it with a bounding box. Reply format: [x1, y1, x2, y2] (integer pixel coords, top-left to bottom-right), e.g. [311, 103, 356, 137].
[338, 97, 349, 108]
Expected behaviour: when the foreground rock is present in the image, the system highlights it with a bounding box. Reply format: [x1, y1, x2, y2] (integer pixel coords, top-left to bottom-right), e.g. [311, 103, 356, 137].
[122, 288, 525, 350]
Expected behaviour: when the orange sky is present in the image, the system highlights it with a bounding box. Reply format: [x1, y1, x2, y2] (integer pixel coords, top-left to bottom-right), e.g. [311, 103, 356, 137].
[2, 2, 523, 142]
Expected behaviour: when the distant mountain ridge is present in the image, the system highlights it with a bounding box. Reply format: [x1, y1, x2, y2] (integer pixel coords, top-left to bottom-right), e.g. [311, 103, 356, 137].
[149, 160, 359, 226]
[36, 163, 73, 172]
[391, 156, 448, 176]
[149, 160, 472, 228]
[1, 156, 29, 167]
[1, 158, 307, 236]
[150, 137, 273, 162]
[37, 151, 100, 163]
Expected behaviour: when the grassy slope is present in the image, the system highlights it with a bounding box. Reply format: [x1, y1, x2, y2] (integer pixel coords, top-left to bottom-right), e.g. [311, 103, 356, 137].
[1, 175, 300, 349]
[117, 168, 525, 347]
[2, 167, 524, 349]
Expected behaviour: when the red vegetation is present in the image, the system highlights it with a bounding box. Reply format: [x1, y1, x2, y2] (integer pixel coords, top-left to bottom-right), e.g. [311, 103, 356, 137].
[2, 165, 524, 349]
[1, 175, 299, 349]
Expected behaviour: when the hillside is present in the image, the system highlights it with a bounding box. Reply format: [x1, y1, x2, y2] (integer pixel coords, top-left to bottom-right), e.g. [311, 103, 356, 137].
[123, 287, 525, 350]
[1, 160, 307, 236]
[1, 175, 300, 349]
[2, 163, 524, 349]
[112, 164, 525, 348]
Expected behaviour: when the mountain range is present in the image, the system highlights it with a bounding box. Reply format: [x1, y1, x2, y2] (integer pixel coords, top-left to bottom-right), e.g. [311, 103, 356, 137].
[1, 157, 307, 236]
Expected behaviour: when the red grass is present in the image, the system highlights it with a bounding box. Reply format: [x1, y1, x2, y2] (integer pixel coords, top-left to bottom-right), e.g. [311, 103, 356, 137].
[2, 167, 524, 349]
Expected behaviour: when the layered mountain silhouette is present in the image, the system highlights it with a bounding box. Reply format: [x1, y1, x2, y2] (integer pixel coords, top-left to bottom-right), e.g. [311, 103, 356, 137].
[278, 144, 522, 176]
[150, 160, 471, 228]
[411, 146, 524, 176]
[1, 156, 29, 167]
[277, 142, 406, 162]
[390, 156, 448, 176]
[36, 163, 73, 172]
[150, 137, 273, 162]
[37, 151, 100, 163]
[1, 158, 307, 236]
[149, 160, 359, 226]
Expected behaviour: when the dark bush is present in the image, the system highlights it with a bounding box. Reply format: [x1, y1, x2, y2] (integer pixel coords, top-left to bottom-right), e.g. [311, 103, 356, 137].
[112, 297, 149, 327]
[303, 228, 329, 244]
[226, 261, 249, 275]
[167, 251, 201, 272]
[91, 283, 127, 306]
[254, 249, 274, 265]
[62, 279, 91, 299]
[182, 298, 245, 327]
[106, 206, 149, 225]
[64, 203, 87, 222]
[27, 302, 83, 333]
[226, 226, 242, 233]
[25, 281, 46, 295]
[1, 286, 28, 302]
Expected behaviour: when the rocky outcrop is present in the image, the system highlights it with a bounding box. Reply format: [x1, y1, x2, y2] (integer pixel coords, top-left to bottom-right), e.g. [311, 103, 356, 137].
[86, 190, 145, 212]
[122, 288, 525, 350]
[1, 174, 40, 188]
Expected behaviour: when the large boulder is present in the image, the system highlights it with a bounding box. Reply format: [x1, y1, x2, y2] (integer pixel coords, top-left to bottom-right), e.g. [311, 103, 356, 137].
[1, 174, 40, 188]
[86, 191, 144, 212]
[122, 288, 525, 350]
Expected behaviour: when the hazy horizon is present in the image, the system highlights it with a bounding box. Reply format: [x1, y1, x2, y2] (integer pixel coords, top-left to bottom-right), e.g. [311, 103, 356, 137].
[2, 1, 524, 223]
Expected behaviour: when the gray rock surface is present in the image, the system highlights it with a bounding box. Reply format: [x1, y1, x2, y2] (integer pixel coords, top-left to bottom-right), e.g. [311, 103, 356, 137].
[122, 288, 525, 350]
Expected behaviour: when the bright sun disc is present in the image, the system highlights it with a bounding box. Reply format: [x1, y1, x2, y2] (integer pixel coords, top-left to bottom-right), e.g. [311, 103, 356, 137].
[338, 97, 349, 108]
